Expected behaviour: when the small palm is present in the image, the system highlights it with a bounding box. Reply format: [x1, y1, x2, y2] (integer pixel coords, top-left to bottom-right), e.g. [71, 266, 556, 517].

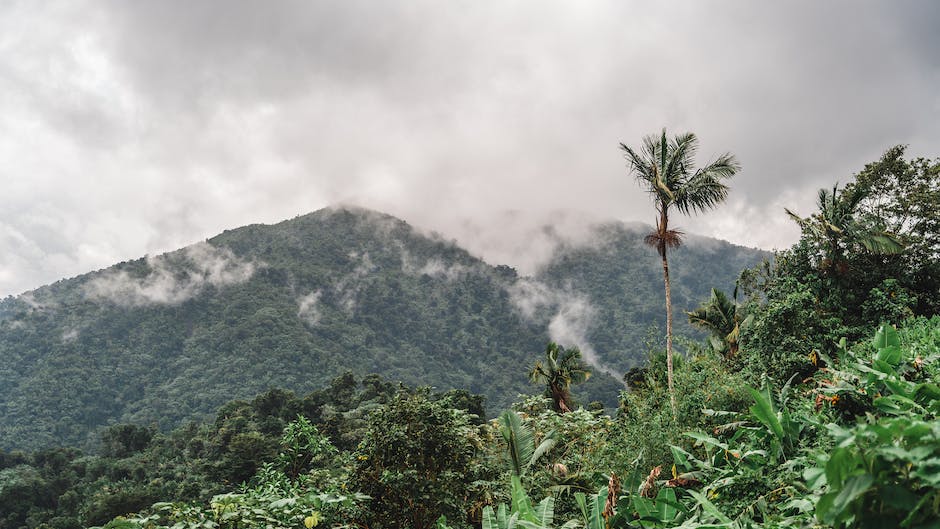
[529, 342, 591, 413]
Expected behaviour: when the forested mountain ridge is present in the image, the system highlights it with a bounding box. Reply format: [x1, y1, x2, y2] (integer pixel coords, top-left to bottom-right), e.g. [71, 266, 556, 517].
[535, 223, 768, 375]
[0, 206, 765, 451]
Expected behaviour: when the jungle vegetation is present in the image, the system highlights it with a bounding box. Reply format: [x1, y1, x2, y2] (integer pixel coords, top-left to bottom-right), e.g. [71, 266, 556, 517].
[0, 145, 937, 529]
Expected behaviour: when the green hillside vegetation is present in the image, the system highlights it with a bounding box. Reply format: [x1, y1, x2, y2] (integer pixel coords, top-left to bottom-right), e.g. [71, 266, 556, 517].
[1, 145, 936, 529]
[536, 223, 766, 374]
[0, 372, 478, 528]
[0, 207, 759, 451]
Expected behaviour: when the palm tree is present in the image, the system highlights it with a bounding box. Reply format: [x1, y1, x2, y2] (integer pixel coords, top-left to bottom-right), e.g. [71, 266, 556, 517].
[687, 287, 752, 359]
[785, 183, 904, 271]
[529, 342, 591, 413]
[620, 130, 740, 415]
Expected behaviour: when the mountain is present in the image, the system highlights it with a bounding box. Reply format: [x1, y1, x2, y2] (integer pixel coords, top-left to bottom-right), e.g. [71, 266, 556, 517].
[0, 207, 766, 450]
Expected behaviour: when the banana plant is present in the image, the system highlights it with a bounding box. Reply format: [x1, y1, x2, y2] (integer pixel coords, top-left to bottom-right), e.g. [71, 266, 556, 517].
[747, 380, 801, 462]
[497, 410, 558, 477]
[482, 475, 578, 529]
[573, 486, 606, 529]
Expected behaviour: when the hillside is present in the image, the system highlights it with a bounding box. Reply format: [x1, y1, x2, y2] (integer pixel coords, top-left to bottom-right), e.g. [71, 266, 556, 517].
[0, 207, 765, 450]
[535, 223, 769, 374]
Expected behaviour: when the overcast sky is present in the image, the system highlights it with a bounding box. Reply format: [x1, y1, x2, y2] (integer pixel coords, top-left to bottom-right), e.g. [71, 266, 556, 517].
[1, 1, 938, 296]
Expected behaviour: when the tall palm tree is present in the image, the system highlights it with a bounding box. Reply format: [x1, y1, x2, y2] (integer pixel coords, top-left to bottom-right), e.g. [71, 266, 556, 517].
[620, 130, 740, 415]
[529, 342, 591, 413]
[687, 287, 752, 359]
[785, 183, 904, 271]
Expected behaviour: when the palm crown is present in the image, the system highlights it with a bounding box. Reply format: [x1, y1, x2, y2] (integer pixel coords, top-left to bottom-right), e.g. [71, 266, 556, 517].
[786, 184, 904, 262]
[620, 130, 738, 254]
[529, 342, 591, 413]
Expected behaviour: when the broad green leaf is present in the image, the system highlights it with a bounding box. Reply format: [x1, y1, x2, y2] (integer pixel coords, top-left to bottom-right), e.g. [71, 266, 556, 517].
[533, 496, 555, 528]
[803, 467, 827, 490]
[871, 358, 898, 376]
[876, 345, 902, 366]
[589, 486, 606, 529]
[686, 489, 733, 524]
[499, 411, 534, 477]
[632, 496, 655, 520]
[498, 503, 509, 529]
[482, 506, 498, 529]
[511, 475, 540, 524]
[529, 433, 558, 470]
[685, 431, 730, 452]
[913, 383, 940, 406]
[873, 324, 901, 350]
[884, 378, 915, 398]
[655, 487, 678, 522]
[574, 492, 588, 522]
[874, 395, 924, 415]
[825, 447, 856, 485]
[879, 484, 918, 511]
[670, 445, 692, 470]
[747, 386, 785, 447]
[817, 474, 873, 525]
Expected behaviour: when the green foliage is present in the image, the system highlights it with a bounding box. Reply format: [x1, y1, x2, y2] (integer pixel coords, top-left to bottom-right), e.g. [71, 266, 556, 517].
[96, 488, 367, 529]
[614, 349, 752, 473]
[0, 373, 458, 529]
[352, 389, 483, 529]
[633, 318, 940, 528]
[7, 148, 940, 529]
[742, 147, 939, 386]
[275, 416, 337, 480]
[0, 208, 550, 451]
[481, 475, 580, 529]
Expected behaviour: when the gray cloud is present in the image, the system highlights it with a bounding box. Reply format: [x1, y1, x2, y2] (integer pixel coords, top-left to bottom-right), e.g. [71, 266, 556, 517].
[0, 1, 937, 295]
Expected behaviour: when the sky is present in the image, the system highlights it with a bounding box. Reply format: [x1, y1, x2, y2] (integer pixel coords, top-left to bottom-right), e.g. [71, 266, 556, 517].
[1, 1, 938, 297]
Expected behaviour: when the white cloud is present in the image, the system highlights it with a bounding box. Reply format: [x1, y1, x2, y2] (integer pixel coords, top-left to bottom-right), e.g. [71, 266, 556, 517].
[297, 289, 322, 326]
[84, 242, 258, 306]
[508, 278, 623, 382]
[332, 252, 376, 314]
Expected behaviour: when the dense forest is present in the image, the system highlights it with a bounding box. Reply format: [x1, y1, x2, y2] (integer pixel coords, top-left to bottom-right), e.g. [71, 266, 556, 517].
[1, 145, 938, 529]
[0, 207, 761, 451]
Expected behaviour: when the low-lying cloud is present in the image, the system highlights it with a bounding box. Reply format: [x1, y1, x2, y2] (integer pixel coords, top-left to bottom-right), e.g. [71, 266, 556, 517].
[84, 242, 258, 306]
[297, 289, 322, 326]
[332, 251, 376, 314]
[508, 278, 623, 382]
[400, 246, 478, 282]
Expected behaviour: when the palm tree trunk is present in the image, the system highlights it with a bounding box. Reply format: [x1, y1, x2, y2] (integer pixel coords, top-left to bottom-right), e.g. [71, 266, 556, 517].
[661, 249, 677, 416]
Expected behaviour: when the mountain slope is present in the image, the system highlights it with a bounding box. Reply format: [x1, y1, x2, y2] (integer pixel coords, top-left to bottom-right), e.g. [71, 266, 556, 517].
[0, 207, 765, 450]
[534, 223, 769, 374]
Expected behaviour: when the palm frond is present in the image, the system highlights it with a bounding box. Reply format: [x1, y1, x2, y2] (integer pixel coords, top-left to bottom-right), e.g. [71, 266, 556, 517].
[665, 132, 698, 183]
[784, 208, 808, 226]
[858, 231, 905, 254]
[673, 155, 736, 215]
